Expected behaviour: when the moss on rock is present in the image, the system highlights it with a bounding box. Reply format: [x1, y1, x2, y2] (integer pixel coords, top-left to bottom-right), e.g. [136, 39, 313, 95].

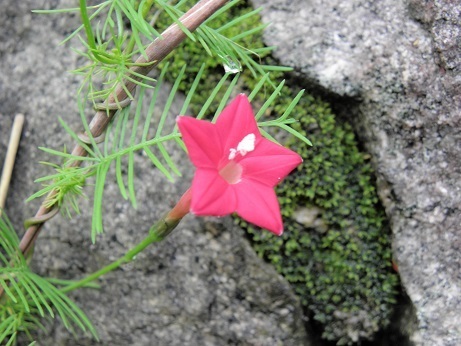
[155, 2, 399, 344]
[243, 93, 399, 344]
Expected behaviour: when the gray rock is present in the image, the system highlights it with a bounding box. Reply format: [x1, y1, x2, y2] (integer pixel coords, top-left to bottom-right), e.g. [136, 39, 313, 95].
[251, 0, 461, 344]
[0, 0, 310, 345]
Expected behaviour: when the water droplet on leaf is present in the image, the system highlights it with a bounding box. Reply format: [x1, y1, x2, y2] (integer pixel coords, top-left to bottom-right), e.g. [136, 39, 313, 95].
[221, 55, 242, 74]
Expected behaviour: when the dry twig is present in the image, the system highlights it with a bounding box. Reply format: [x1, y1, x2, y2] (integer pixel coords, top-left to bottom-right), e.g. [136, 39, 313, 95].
[0, 114, 25, 213]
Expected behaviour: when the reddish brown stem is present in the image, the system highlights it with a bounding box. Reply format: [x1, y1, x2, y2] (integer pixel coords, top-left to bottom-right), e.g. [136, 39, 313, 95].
[18, 0, 228, 255]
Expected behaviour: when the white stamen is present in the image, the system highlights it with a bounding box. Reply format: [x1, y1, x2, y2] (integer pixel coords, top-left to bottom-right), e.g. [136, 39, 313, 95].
[237, 133, 256, 155]
[228, 133, 256, 160]
[228, 148, 237, 160]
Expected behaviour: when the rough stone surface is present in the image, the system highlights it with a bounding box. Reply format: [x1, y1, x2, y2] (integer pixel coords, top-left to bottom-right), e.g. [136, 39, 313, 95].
[0, 1, 310, 345]
[251, 0, 461, 345]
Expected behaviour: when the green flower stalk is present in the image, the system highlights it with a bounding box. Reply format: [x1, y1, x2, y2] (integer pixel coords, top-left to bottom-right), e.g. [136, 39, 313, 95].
[61, 190, 191, 294]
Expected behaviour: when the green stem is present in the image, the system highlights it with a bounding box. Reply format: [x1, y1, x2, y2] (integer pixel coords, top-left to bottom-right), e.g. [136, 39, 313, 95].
[79, 0, 114, 64]
[79, 0, 96, 51]
[141, 0, 156, 20]
[124, 0, 157, 57]
[60, 216, 180, 294]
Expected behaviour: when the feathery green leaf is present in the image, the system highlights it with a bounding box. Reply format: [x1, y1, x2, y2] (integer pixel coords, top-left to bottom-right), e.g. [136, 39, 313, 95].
[0, 212, 98, 344]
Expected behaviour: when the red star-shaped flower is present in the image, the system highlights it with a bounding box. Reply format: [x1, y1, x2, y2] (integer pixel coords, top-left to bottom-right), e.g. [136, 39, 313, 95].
[177, 94, 302, 235]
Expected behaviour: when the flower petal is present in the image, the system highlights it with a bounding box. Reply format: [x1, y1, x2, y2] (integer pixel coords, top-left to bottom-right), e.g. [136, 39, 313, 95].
[177, 116, 223, 169]
[234, 180, 284, 235]
[215, 94, 261, 162]
[191, 168, 237, 216]
[239, 137, 303, 187]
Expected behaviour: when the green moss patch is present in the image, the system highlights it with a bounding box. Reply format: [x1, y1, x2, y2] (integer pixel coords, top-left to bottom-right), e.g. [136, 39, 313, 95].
[242, 94, 398, 344]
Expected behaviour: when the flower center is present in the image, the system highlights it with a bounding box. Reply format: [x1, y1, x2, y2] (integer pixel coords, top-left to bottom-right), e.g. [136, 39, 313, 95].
[219, 161, 243, 184]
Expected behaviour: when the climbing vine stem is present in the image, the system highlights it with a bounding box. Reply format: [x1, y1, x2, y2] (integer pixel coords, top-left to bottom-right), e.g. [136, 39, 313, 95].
[16, 0, 229, 260]
[60, 214, 180, 294]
